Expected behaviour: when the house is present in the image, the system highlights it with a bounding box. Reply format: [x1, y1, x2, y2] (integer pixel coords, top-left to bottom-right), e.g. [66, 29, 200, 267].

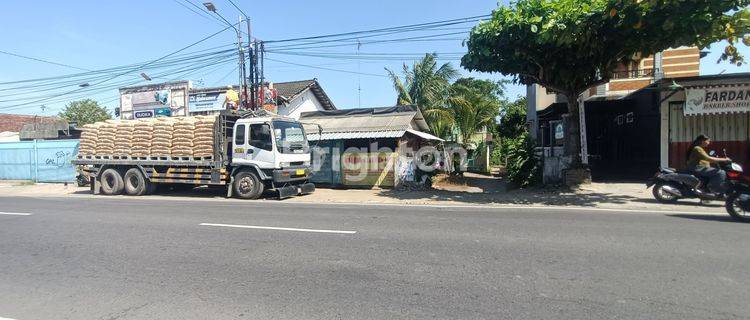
[299, 105, 443, 188]
[120, 79, 336, 120]
[526, 46, 705, 183]
[0, 113, 76, 141]
[274, 79, 336, 119]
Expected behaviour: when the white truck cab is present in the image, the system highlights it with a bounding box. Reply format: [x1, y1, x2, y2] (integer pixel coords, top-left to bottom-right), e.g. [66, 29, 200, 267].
[230, 116, 314, 199]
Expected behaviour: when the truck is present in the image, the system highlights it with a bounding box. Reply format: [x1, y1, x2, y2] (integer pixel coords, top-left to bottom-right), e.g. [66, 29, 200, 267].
[72, 110, 315, 199]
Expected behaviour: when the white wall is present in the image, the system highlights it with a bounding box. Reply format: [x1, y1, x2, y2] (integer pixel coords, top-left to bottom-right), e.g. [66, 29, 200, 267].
[277, 89, 326, 120]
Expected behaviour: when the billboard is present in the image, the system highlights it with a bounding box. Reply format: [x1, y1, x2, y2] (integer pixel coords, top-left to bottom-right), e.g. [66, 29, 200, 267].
[189, 92, 227, 112]
[119, 81, 189, 119]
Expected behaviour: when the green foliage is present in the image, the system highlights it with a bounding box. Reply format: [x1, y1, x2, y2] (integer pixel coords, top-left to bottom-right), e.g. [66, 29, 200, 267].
[58, 99, 111, 126]
[503, 132, 541, 188]
[496, 97, 527, 139]
[447, 78, 504, 145]
[461, 0, 750, 165]
[386, 53, 459, 138]
[462, 0, 750, 94]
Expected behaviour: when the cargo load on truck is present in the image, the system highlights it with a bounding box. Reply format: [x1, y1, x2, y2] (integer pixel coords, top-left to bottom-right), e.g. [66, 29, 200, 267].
[73, 110, 315, 200]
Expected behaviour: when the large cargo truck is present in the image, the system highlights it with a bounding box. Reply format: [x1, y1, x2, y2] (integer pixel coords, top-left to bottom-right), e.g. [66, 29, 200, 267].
[72, 110, 315, 199]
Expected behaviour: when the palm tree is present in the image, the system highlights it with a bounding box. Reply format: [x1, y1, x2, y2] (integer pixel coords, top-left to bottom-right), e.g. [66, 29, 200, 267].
[386, 53, 459, 138]
[446, 83, 499, 146]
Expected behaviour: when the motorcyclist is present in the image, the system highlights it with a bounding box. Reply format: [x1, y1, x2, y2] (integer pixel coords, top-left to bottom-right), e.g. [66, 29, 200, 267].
[686, 134, 731, 194]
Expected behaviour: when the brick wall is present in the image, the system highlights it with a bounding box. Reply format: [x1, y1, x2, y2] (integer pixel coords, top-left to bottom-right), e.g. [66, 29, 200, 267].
[609, 79, 652, 92]
[0, 114, 59, 133]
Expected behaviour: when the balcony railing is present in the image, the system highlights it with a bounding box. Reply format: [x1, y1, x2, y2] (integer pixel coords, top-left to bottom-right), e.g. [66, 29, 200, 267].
[611, 68, 658, 80]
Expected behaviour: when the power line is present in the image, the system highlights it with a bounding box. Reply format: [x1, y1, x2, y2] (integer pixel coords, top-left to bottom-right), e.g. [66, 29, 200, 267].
[0, 23, 238, 109]
[0, 49, 90, 72]
[226, 0, 249, 19]
[264, 56, 389, 78]
[172, 0, 215, 22]
[264, 15, 488, 44]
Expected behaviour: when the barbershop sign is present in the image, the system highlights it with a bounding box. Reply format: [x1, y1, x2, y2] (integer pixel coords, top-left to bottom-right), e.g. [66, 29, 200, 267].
[684, 85, 750, 115]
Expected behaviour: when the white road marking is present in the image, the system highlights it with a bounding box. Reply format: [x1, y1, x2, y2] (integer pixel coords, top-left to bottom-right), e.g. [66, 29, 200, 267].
[0, 316, 19, 320]
[0, 212, 31, 216]
[200, 223, 356, 234]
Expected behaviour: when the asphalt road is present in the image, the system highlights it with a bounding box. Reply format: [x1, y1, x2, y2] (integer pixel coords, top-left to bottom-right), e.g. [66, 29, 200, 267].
[0, 196, 749, 320]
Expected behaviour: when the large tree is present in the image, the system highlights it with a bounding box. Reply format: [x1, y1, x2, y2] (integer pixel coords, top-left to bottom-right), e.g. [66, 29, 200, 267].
[58, 99, 112, 126]
[462, 0, 750, 171]
[386, 53, 459, 138]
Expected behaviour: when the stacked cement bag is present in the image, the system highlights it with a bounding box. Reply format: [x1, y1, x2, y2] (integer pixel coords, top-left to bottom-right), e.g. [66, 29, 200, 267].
[171, 117, 196, 158]
[113, 121, 135, 156]
[131, 119, 154, 157]
[96, 121, 118, 155]
[151, 118, 174, 157]
[193, 115, 216, 158]
[78, 123, 100, 156]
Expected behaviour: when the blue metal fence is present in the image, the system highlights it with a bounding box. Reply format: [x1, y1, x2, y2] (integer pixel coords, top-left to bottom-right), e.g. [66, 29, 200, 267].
[0, 140, 79, 182]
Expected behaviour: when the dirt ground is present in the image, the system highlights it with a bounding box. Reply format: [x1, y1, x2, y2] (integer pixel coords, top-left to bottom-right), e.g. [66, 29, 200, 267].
[0, 173, 726, 213]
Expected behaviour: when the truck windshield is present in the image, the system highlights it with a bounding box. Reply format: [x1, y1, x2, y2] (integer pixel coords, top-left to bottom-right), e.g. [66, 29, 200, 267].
[273, 120, 309, 154]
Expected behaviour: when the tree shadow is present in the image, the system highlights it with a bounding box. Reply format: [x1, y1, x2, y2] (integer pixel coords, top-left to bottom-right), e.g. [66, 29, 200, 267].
[377, 186, 640, 207]
[666, 214, 748, 223]
[630, 198, 724, 208]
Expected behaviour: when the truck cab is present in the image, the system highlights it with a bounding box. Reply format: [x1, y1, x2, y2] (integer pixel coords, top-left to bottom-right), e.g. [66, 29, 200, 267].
[230, 116, 314, 199]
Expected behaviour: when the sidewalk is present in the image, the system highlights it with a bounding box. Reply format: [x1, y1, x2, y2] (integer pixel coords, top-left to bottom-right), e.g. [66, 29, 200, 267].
[0, 178, 726, 213]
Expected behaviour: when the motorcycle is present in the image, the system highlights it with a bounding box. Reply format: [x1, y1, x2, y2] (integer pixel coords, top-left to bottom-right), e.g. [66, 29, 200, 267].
[724, 161, 750, 222]
[646, 150, 743, 205]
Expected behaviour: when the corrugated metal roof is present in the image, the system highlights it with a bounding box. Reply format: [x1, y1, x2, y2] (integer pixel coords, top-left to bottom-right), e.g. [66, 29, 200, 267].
[307, 130, 405, 141]
[405, 129, 444, 141]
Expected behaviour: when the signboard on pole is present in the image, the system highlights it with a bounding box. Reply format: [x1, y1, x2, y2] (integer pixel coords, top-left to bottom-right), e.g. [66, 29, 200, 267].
[684, 85, 750, 115]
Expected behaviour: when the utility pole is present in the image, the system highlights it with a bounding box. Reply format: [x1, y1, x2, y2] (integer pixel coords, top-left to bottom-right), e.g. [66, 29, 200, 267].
[247, 19, 255, 110]
[236, 15, 245, 109]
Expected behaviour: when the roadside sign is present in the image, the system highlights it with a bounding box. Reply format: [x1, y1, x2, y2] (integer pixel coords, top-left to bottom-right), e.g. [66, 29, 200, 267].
[134, 110, 154, 118]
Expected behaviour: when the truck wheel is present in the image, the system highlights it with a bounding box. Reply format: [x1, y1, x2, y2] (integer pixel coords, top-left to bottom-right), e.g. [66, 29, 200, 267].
[233, 171, 264, 199]
[124, 168, 149, 196]
[100, 168, 124, 195]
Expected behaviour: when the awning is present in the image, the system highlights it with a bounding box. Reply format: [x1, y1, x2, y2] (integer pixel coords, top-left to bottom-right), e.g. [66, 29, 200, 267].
[307, 130, 405, 141]
[406, 129, 444, 142]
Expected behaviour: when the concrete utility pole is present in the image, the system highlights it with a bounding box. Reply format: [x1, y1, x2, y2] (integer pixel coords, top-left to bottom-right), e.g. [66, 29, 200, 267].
[247, 18, 255, 110]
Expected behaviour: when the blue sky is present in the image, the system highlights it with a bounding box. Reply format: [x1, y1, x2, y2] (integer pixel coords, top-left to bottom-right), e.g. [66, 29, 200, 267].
[0, 0, 748, 116]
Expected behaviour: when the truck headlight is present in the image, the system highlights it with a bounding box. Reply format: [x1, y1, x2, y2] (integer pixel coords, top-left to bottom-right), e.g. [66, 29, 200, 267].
[280, 162, 291, 168]
[303, 161, 310, 166]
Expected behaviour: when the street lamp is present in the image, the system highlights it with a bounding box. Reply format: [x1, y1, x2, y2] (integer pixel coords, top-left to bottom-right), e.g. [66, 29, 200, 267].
[203, 2, 217, 12]
[140, 72, 152, 81]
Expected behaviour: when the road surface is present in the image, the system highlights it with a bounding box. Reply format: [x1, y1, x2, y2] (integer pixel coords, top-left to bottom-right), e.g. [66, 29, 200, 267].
[0, 195, 748, 319]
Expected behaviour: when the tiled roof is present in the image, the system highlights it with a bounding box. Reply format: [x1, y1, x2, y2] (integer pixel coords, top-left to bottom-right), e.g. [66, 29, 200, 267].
[274, 79, 336, 110]
[0, 113, 60, 133]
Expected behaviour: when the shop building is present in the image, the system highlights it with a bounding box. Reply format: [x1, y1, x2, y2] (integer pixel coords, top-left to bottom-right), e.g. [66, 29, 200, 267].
[299, 106, 443, 188]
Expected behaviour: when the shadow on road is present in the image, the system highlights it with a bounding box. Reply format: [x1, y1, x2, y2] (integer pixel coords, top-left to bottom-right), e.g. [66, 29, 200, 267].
[666, 214, 746, 223]
[630, 198, 724, 208]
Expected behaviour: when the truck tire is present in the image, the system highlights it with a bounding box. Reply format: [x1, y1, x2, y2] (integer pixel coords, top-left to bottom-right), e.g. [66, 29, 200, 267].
[124, 168, 149, 196]
[233, 171, 264, 199]
[100, 168, 124, 195]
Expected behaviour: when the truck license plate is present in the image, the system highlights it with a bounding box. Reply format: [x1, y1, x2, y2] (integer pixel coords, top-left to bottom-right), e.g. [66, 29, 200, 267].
[295, 169, 305, 176]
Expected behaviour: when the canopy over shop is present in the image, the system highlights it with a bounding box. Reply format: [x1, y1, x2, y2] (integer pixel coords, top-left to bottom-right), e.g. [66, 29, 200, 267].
[299, 105, 444, 188]
[660, 73, 750, 170]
